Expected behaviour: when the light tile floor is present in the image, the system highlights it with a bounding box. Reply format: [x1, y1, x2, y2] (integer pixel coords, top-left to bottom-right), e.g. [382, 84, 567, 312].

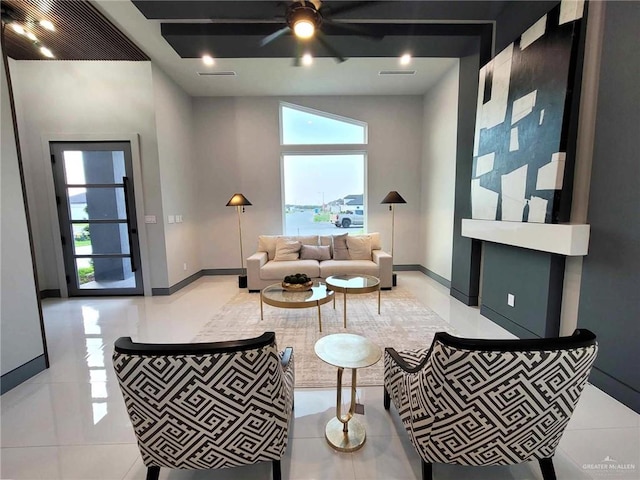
[2, 272, 638, 479]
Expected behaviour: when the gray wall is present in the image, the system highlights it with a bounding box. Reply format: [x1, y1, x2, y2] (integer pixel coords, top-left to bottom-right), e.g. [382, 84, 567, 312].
[450, 53, 481, 305]
[481, 243, 564, 338]
[420, 62, 459, 281]
[1, 52, 46, 383]
[11, 61, 169, 290]
[577, 0, 640, 412]
[192, 95, 426, 270]
[151, 65, 201, 286]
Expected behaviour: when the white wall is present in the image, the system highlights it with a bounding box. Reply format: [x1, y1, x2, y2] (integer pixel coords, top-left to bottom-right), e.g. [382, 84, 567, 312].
[151, 65, 200, 286]
[192, 96, 424, 269]
[420, 62, 460, 281]
[1, 52, 45, 375]
[11, 61, 170, 290]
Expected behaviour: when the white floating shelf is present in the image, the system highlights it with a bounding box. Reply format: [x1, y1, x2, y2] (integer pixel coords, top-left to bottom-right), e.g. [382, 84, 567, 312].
[461, 219, 590, 256]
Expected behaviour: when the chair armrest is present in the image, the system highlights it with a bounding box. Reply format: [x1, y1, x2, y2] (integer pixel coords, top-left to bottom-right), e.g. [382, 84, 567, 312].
[385, 347, 433, 373]
[247, 252, 268, 290]
[280, 347, 293, 369]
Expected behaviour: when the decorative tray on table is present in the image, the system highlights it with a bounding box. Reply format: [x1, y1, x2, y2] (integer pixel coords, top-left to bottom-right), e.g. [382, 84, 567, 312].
[282, 274, 313, 292]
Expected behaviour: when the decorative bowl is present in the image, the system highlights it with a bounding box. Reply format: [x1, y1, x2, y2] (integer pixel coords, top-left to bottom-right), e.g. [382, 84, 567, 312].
[282, 280, 314, 292]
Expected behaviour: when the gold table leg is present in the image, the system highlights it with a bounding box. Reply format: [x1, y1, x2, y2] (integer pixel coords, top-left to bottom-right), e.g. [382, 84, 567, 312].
[325, 367, 365, 452]
[378, 288, 381, 315]
[343, 292, 347, 328]
[317, 302, 322, 332]
[260, 293, 264, 321]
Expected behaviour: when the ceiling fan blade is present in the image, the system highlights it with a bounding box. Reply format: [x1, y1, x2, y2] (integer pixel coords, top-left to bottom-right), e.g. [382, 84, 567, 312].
[259, 25, 291, 47]
[320, 1, 379, 17]
[315, 31, 346, 63]
[322, 19, 384, 40]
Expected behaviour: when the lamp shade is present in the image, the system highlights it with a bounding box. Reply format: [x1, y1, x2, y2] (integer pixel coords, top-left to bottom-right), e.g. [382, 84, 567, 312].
[380, 191, 407, 204]
[226, 193, 252, 207]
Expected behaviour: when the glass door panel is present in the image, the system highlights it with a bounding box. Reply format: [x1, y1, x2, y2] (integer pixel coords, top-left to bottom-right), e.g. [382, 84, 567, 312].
[51, 142, 142, 296]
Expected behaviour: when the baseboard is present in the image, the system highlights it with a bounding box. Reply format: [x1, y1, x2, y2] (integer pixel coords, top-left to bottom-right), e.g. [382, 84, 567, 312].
[1, 354, 47, 394]
[152, 271, 203, 296]
[39, 289, 61, 299]
[201, 268, 245, 276]
[416, 266, 451, 289]
[588, 367, 640, 414]
[450, 287, 479, 306]
[480, 305, 541, 339]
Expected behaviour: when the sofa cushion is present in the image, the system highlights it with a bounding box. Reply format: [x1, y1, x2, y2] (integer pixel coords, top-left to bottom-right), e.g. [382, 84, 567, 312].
[320, 260, 379, 278]
[333, 233, 350, 260]
[296, 235, 320, 247]
[319, 235, 333, 257]
[347, 235, 372, 260]
[300, 245, 331, 261]
[274, 238, 301, 261]
[261, 260, 320, 280]
[350, 232, 381, 250]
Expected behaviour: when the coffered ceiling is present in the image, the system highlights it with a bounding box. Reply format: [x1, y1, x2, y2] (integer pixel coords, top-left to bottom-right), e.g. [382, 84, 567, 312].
[2, 1, 558, 97]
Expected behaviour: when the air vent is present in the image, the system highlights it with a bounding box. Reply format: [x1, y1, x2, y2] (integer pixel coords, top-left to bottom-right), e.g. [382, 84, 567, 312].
[197, 71, 237, 76]
[378, 70, 417, 76]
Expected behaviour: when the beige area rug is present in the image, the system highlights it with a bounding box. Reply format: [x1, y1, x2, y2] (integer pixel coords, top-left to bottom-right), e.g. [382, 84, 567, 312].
[194, 287, 455, 388]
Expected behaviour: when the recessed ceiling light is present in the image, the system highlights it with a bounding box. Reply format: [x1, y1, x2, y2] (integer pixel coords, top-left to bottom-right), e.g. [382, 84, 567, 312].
[11, 23, 25, 35]
[302, 53, 313, 66]
[400, 54, 412, 65]
[202, 54, 215, 66]
[40, 46, 54, 58]
[39, 20, 55, 31]
[26, 31, 38, 42]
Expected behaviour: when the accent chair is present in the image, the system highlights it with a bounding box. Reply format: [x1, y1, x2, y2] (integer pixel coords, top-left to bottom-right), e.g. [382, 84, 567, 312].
[113, 331, 294, 480]
[384, 329, 597, 480]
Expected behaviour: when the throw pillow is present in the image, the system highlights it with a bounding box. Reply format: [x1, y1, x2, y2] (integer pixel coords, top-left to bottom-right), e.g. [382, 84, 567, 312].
[274, 238, 301, 261]
[333, 233, 350, 260]
[300, 245, 331, 261]
[347, 236, 372, 260]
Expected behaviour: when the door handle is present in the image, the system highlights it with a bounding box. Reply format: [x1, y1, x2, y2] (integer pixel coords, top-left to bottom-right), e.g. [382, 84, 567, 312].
[122, 176, 138, 272]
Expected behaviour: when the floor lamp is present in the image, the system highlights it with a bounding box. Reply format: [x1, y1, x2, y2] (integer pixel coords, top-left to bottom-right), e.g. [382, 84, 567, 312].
[381, 191, 406, 287]
[226, 193, 252, 288]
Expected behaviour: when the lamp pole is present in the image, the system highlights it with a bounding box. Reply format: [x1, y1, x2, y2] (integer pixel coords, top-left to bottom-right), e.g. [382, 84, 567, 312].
[236, 205, 244, 275]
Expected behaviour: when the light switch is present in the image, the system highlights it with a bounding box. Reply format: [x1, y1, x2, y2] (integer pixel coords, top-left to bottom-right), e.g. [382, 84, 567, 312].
[168, 215, 175, 224]
[507, 293, 515, 307]
[144, 215, 157, 224]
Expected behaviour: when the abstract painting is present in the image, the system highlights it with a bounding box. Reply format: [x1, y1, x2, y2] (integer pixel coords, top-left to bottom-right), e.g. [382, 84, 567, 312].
[471, 0, 585, 223]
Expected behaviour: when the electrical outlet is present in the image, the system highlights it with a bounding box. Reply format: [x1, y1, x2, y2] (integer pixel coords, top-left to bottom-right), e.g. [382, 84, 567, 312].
[183, 263, 187, 271]
[507, 293, 515, 307]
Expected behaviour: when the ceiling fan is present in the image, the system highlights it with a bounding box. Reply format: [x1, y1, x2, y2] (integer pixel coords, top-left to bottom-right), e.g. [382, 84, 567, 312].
[215, 1, 383, 65]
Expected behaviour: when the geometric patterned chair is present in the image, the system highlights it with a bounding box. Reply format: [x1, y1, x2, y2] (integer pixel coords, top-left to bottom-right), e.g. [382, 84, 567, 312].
[113, 331, 294, 480]
[384, 329, 597, 480]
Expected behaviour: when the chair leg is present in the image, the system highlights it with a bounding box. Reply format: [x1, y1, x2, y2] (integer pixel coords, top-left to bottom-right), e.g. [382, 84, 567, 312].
[539, 458, 557, 480]
[146, 466, 160, 480]
[272, 459, 282, 480]
[421, 460, 433, 480]
[383, 387, 390, 410]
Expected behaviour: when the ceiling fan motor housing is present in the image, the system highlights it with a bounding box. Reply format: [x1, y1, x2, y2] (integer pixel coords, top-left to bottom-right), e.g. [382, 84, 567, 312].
[287, 2, 322, 34]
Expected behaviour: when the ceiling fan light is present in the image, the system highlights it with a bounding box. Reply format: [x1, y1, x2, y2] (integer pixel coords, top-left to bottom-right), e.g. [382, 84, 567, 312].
[293, 19, 315, 39]
[26, 31, 38, 42]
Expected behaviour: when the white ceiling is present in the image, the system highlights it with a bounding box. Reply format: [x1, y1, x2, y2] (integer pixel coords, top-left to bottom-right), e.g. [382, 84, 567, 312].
[95, 0, 458, 97]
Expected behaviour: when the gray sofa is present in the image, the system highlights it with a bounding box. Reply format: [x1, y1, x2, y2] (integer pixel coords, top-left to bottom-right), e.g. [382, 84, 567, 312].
[247, 233, 393, 291]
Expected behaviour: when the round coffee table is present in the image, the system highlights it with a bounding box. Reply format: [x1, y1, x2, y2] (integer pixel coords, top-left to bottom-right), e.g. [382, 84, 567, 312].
[260, 282, 334, 332]
[315, 333, 382, 452]
[325, 274, 381, 328]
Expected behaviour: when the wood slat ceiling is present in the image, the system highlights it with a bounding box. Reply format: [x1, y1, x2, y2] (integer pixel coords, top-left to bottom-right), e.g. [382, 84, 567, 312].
[1, 0, 149, 60]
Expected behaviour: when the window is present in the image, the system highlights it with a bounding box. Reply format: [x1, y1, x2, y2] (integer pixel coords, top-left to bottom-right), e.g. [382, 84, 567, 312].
[280, 103, 367, 236]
